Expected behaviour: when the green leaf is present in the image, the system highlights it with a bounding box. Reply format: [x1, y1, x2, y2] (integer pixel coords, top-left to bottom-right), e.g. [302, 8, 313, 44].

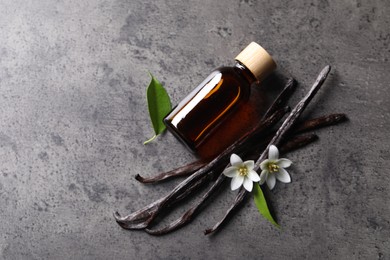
[144, 73, 172, 144]
[253, 182, 280, 228]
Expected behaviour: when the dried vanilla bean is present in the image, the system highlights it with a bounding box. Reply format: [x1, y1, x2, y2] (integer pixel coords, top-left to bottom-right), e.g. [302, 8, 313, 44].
[204, 187, 247, 235]
[237, 112, 347, 162]
[115, 172, 214, 229]
[115, 171, 212, 229]
[115, 107, 288, 230]
[135, 160, 206, 184]
[205, 65, 331, 235]
[294, 113, 347, 134]
[114, 196, 166, 229]
[173, 172, 214, 202]
[264, 77, 297, 118]
[145, 167, 226, 235]
[256, 65, 331, 165]
[279, 133, 318, 154]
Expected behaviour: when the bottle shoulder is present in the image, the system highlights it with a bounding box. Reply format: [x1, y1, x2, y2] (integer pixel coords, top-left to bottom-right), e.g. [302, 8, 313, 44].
[211, 64, 256, 86]
[212, 65, 236, 75]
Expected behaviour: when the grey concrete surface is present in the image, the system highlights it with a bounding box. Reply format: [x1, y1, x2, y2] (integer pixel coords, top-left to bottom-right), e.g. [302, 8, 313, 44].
[0, 0, 389, 259]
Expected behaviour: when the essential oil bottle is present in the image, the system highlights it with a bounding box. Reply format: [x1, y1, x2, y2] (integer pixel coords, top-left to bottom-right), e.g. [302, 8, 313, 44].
[164, 42, 276, 158]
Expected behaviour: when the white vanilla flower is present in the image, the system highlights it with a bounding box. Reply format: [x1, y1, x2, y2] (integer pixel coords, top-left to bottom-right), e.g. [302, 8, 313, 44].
[223, 154, 260, 192]
[259, 145, 292, 190]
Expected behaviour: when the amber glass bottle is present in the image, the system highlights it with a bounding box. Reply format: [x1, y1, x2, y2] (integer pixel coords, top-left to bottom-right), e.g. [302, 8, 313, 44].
[164, 42, 276, 158]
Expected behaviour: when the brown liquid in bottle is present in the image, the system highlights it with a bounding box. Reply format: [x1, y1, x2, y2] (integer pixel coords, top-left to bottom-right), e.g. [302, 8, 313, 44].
[163, 42, 276, 159]
[164, 63, 255, 153]
[196, 83, 269, 159]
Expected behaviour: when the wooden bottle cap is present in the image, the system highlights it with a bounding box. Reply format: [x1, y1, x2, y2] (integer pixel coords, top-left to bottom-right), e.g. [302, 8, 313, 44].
[235, 42, 276, 81]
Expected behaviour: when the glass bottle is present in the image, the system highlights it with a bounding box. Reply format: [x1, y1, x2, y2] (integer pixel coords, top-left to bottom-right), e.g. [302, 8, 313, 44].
[163, 42, 276, 157]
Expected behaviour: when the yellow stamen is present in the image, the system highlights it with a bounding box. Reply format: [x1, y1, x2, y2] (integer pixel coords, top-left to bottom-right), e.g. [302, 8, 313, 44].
[238, 167, 248, 176]
[268, 163, 279, 173]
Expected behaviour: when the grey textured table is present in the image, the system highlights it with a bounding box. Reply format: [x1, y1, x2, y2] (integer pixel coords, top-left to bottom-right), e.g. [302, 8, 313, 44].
[1, 1, 389, 259]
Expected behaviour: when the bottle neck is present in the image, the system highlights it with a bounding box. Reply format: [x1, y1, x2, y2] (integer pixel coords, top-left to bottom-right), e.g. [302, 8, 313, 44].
[234, 61, 258, 85]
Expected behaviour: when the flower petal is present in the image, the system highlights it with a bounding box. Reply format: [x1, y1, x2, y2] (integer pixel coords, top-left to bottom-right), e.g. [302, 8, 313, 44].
[267, 173, 276, 190]
[260, 159, 269, 171]
[231, 175, 244, 190]
[259, 170, 268, 185]
[230, 153, 243, 166]
[247, 170, 260, 182]
[275, 168, 291, 183]
[269, 145, 279, 160]
[277, 158, 292, 168]
[243, 160, 254, 170]
[243, 177, 253, 192]
[223, 166, 238, 178]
